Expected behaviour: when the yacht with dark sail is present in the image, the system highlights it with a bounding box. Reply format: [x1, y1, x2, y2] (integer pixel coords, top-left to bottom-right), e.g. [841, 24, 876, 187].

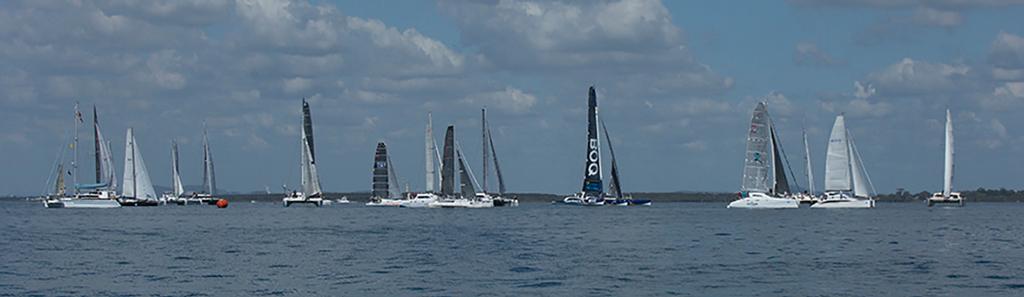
[118, 128, 160, 206]
[727, 102, 799, 209]
[481, 108, 518, 207]
[563, 87, 606, 206]
[366, 142, 405, 207]
[428, 126, 494, 208]
[928, 109, 964, 207]
[283, 99, 327, 207]
[44, 104, 121, 208]
[601, 119, 651, 206]
[812, 114, 876, 208]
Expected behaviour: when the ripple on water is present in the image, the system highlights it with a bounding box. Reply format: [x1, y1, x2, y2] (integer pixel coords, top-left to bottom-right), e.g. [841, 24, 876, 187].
[516, 281, 562, 288]
[509, 266, 540, 273]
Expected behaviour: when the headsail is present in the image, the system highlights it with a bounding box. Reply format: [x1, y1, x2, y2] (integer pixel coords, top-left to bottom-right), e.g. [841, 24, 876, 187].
[770, 125, 790, 195]
[122, 128, 156, 199]
[943, 109, 954, 197]
[201, 124, 216, 195]
[824, 115, 851, 192]
[440, 125, 456, 196]
[601, 120, 623, 199]
[372, 142, 390, 198]
[171, 140, 184, 197]
[849, 135, 871, 198]
[55, 164, 66, 196]
[741, 102, 772, 193]
[581, 87, 603, 196]
[387, 156, 401, 199]
[482, 108, 507, 194]
[488, 126, 506, 194]
[456, 143, 478, 198]
[803, 128, 814, 194]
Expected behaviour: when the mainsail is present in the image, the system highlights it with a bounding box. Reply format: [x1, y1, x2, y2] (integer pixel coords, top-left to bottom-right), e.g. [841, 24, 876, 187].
[770, 125, 790, 195]
[482, 108, 507, 194]
[171, 140, 184, 197]
[601, 120, 623, 199]
[372, 142, 390, 198]
[803, 128, 814, 194]
[425, 113, 437, 192]
[122, 128, 156, 200]
[440, 125, 455, 196]
[387, 156, 401, 199]
[943, 109, 954, 197]
[201, 125, 216, 195]
[741, 102, 772, 193]
[79, 106, 114, 190]
[300, 99, 322, 197]
[488, 126, 506, 194]
[581, 87, 603, 196]
[824, 115, 851, 192]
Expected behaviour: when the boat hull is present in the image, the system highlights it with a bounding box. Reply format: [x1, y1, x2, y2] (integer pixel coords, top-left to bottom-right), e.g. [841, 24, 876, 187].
[366, 198, 404, 207]
[49, 198, 122, 209]
[927, 197, 964, 207]
[283, 197, 324, 207]
[399, 198, 435, 208]
[810, 198, 874, 208]
[727, 196, 798, 209]
[118, 199, 161, 207]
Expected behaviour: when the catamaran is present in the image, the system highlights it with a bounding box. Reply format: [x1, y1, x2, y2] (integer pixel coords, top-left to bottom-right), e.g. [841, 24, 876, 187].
[161, 140, 190, 204]
[563, 87, 606, 206]
[43, 104, 121, 208]
[727, 102, 799, 209]
[601, 119, 651, 206]
[481, 108, 518, 207]
[193, 125, 221, 205]
[366, 142, 406, 207]
[118, 128, 160, 206]
[812, 114, 876, 208]
[283, 99, 327, 207]
[793, 127, 820, 204]
[401, 113, 442, 208]
[928, 109, 964, 207]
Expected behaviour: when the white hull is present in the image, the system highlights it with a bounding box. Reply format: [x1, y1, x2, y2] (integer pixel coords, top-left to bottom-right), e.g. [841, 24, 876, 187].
[928, 192, 964, 207]
[428, 198, 494, 208]
[366, 198, 404, 207]
[335, 198, 350, 204]
[727, 193, 798, 209]
[400, 193, 440, 208]
[562, 193, 605, 206]
[282, 193, 325, 207]
[47, 198, 121, 209]
[810, 198, 874, 208]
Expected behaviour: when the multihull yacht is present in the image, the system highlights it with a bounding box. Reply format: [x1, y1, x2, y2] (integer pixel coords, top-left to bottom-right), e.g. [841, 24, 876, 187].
[928, 109, 964, 207]
[563, 87, 606, 206]
[427, 126, 493, 208]
[118, 128, 160, 206]
[283, 99, 326, 207]
[161, 140, 190, 204]
[793, 127, 820, 205]
[366, 142, 405, 207]
[812, 114, 875, 209]
[481, 108, 518, 207]
[728, 102, 799, 209]
[400, 113, 442, 208]
[44, 104, 121, 208]
[194, 125, 221, 205]
[601, 119, 651, 206]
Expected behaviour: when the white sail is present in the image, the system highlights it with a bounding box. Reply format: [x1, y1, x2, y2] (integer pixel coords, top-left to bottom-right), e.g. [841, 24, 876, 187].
[824, 115, 851, 192]
[201, 126, 216, 195]
[943, 109, 954, 197]
[425, 113, 436, 192]
[122, 128, 157, 199]
[849, 134, 870, 198]
[300, 129, 322, 196]
[171, 141, 184, 196]
[96, 127, 116, 189]
[387, 157, 401, 199]
[803, 129, 814, 194]
[741, 102, 772, 193]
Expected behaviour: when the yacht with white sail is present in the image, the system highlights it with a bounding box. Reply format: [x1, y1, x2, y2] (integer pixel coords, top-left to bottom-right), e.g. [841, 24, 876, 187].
[812, 114, 876, 208]
[428, 127, 493, 208]
[793, 127, 820, 205]
[928, 109, 964, 207]
[563, 87, 607, 206]
[727, 102, 799, 209]
[401, 113, 442, 208]
[44, 104, 121, 208]
[283, 99, 327, 207]
[193, 125, 221, 205]
[118, 128, 160, 206]
[367, 142, 406, 207]
[480, 108, 518, 207]
[161, 140, 188, 204]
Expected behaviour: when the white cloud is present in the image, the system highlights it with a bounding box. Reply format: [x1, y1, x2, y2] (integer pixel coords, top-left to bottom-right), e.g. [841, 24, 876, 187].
[910, 7, 961, 27]
[989, 32, 1024, 70]
[866, 58, 971, 96]
[282, 77, 312, 94]
[794, 42, 840, 66]
[462, 87, 538, 113]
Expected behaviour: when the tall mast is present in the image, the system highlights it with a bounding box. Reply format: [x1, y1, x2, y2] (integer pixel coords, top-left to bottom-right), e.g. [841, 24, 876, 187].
[131, 129, 137, 198]
[482, 108, 488, 193]
[803, 127, 814, 194]
[425, 112, 436, 192]
[72, 102, 81, 194]
[943, 109, 954, 197]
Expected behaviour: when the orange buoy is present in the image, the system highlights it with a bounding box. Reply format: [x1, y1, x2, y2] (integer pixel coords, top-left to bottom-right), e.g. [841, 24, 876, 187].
[216, 199, 229, 208]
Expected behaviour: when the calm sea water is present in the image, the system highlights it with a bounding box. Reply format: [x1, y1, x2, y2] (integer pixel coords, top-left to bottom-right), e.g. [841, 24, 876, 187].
[2, 201, 1023, 297]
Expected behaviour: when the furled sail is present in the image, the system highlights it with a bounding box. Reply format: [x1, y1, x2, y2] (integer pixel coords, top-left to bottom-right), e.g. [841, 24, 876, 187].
[824, 115, 851, 192]
[372, 142, 389, 198]
[770, 126, 790, 195]
[741, 102, 771, 193]
[943, 109, 954, 197]
[581, 87, 603, 196]
[122, 128, 156, 199]
[440, 125, 455, 196]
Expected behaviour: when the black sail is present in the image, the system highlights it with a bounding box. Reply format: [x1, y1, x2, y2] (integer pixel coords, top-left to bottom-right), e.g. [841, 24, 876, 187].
[302, 98, 316, 163]
[581, 86, 603, 196]
[93, 106, 101, 183]
[488, 127, 506, 194]
[457, 146, 476, 198]
[372, 142, 389, 198]
[770, 126, 791, 195]
[440, 125, 455, 196]
[601, 120, 623, 199]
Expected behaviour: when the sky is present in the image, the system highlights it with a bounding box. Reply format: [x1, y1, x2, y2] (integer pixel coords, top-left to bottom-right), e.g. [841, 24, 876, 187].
[3, 0, 1024, 196]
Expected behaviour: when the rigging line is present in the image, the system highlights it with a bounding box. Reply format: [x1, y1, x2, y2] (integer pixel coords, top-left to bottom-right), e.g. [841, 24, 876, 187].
[766, 110, 803, 193]
[848, 133, 877, 196]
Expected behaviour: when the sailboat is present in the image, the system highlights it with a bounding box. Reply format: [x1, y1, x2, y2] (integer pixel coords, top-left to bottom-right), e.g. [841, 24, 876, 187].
[283, 99, 327, 207]
[43, 104, 120, 208]
[928, 109, 964, 207]
[427, 126, 494, 208]
[601, 120, 652, 206]
[481, 108, 518, 207]
[401, 113, 443, 208]
[161, 140, 190, 204]
[118, 128, 160, 206]
[727, 102, 799, 209]
[812, 114, 876, 208]
[794, 127, 820, 204]
[563, 87, 606, 206]
[367, 142, 405, 207]
[194, 125, 222, 205]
